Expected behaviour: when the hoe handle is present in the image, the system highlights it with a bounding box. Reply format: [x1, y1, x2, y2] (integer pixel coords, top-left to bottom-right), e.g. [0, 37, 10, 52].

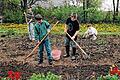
[66, 32, 89, 57]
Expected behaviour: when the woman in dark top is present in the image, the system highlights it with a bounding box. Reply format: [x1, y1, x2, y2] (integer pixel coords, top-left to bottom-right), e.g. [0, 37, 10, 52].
[64, 13, 80, 60]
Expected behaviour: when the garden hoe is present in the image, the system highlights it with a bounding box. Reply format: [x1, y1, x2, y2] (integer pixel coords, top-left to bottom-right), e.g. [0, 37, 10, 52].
[23, 21, 59, 63]
[66, 32, 90, 59]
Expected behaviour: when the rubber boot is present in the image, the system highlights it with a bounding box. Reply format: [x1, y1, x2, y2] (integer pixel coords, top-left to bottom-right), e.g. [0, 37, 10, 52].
[38, 59, 43, 64]
[48, 59, 53, 65]
[63, 46, 70, 58]
[71, 47, 76, 60]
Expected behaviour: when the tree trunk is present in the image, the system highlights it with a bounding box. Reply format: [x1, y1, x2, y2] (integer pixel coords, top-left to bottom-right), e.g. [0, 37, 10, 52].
[113, 0, 116, 23]
[86, 0, 89, 23]
[83, 0, 86, 23]
[116, 0, 119, 16]
[23, 0, 27, 10]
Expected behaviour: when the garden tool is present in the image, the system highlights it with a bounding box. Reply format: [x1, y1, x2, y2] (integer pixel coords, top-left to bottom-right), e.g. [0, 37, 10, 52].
[66, 32, 90, 59]
[24, 21, 59, 61]
[24, 12, 28, 23]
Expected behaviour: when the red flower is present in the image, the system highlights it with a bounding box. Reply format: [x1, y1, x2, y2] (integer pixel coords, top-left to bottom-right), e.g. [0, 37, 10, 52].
[14, 72, 21, 80]
[113, 66, 119, 71]
[7, 71, 15, 80]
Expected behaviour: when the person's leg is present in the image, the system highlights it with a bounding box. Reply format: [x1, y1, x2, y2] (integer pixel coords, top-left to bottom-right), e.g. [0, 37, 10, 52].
[44, 38, 52, 65]
[91, 35, 97, 40]
[38, 43, 44, 64]
[71, 37, 77, 60]
[64, 37, 70, 58]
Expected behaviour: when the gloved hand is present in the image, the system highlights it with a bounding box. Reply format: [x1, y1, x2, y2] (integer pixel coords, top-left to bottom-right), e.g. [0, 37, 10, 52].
[36, 40, 40, 45]
[71, 36, 75, 40]
[64, 28, 67, 33]
[47, 29, 50, 33]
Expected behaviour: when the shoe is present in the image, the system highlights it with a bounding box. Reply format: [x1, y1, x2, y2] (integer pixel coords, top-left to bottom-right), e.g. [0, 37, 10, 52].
[63, 54, 70, 58]
[64, 46, 70, 58]
[71, 56, 76, 60]
[38, 60, 43, 65]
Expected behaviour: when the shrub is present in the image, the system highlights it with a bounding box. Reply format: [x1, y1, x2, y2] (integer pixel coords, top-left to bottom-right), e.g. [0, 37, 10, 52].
[3, 9, 24, 23]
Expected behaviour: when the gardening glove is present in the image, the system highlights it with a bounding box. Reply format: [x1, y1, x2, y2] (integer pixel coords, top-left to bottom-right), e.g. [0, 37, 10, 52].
[64, 28, 67, 33]
[47, 29, 50, 33]
[71, 36, 75, 40]
[36, 40, 40, 45]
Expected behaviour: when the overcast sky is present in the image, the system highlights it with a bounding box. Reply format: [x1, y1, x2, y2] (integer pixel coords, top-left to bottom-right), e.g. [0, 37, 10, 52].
[35, 0, 120, 11]
[101, 0, 120, 11]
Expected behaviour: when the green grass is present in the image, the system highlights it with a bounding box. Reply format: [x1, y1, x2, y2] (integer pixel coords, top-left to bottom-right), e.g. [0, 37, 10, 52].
[0, 23, 120, 36]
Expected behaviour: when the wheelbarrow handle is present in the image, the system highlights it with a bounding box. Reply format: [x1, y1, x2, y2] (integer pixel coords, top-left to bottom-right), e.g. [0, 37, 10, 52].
[24, 21, 59, 60]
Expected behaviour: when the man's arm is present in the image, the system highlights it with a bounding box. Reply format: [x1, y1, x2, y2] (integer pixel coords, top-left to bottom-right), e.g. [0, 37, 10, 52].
[64, 24, 68, 32]
[71, 31, 79, 40]
[71, 21, 79, 40]
[34, 25, 39, 42]
[45, 21, 51, 32]
[83, 29, 89, 38]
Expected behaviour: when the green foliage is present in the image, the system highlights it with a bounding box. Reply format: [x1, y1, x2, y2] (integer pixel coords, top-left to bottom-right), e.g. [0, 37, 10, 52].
[86, 8, 105, 23]
[31, 0, 103, 23]
[32, 6, 48, 16]
[2, 0, 24, 23]
[96, 39, 107, 45]
[3, 9, 24, 23]
[32, 6, 115, 23]
[6, 29, 15, 37]
[30, 72, 61, 80]
[97, 74, 118, 80]
[1, 0, 120, 23]
[0, 23, 120, 36]
[1, 77, 10, 80]
[88, 0, 101, 8]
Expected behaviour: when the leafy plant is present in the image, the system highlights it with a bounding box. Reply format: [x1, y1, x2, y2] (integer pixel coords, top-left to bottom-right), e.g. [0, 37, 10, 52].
[97, 74, 118, 80]
[30, 72, 61, 80]
[1, 77, 10, 80]
[96, 39, 107, 45]
[6, 29, 16, 37]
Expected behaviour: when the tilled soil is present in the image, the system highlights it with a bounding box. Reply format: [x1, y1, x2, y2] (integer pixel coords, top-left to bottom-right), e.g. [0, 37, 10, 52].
[0, 35, 120, 79]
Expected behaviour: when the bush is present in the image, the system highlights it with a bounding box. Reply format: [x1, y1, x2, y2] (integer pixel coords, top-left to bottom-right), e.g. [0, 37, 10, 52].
[3, 9, 24, 23]
[32, 6, 117, 23]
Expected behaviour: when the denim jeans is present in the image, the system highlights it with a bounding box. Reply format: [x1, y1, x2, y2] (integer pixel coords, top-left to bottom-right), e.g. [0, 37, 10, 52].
[38, 38, 52, 61]
[64, 36, 77, 47]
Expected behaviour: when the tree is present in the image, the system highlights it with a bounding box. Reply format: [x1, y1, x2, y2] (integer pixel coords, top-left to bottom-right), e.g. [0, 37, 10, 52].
[83, 0, 86, 22]
[113, 0, 119, 22]
[82, 0, 101, 23]
[113, 0, 116, 22]
[116, 0, 119, 16]
[21, 0, 48, 10]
